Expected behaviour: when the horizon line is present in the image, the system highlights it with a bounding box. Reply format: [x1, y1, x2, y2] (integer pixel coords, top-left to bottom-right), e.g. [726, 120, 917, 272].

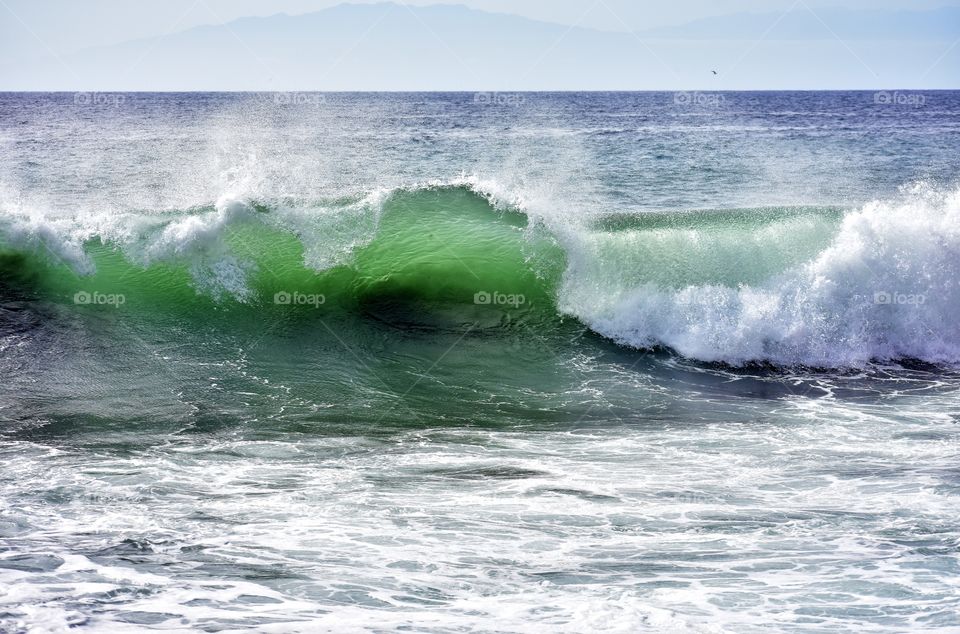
[2, 88, 957, 93]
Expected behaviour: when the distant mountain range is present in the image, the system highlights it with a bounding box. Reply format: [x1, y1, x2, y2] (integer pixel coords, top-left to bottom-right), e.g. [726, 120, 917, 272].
[3, 2, 958, 90]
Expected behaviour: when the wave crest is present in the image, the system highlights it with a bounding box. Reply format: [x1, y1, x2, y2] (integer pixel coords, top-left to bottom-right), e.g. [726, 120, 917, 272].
[571, 182, 960, 365]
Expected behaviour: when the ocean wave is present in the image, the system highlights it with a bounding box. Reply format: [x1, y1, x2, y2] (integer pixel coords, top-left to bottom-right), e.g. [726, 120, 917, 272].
[570, 182, 960, 366]
[1, 178, 958, 367]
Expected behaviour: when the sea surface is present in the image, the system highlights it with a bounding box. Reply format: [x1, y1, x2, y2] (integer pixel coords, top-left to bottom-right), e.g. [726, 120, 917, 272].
[1, 91, 959, 632]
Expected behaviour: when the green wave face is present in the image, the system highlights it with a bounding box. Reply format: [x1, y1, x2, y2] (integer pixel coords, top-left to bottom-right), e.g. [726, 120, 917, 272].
[337, 187, 565, 328]
[0, 188, 847, 325]
[1, 187, 567, 330]
[582, 206, 844, 289]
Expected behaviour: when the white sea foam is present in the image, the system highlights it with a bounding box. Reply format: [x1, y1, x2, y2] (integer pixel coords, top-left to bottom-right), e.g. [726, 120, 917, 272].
[0, 187, 96, 275]
[564, 182, 960, 366]
[4, 395, 960, 633]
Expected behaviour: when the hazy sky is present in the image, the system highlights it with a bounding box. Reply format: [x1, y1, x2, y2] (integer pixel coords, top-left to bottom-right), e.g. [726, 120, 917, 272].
[3, 0, 959, 59]
[1, 0, 957, 89]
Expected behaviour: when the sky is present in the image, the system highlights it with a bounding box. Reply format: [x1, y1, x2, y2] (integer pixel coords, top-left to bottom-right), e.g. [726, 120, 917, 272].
[3, 0, 958, 57]
[1, 0, 957, 89]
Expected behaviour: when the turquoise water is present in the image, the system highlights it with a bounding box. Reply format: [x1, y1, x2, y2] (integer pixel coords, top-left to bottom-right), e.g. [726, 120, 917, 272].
[1, 92, 960, 632]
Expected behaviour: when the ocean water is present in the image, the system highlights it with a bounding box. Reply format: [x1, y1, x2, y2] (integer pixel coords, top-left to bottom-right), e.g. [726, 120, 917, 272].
[1, 91, 959, 632]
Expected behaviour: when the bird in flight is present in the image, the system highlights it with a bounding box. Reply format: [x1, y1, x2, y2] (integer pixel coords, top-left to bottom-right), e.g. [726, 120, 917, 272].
[711, 70, 718, 75]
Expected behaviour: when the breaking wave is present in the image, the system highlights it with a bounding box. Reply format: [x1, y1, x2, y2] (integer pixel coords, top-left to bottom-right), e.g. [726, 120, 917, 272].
[1, 177, 958, 367]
